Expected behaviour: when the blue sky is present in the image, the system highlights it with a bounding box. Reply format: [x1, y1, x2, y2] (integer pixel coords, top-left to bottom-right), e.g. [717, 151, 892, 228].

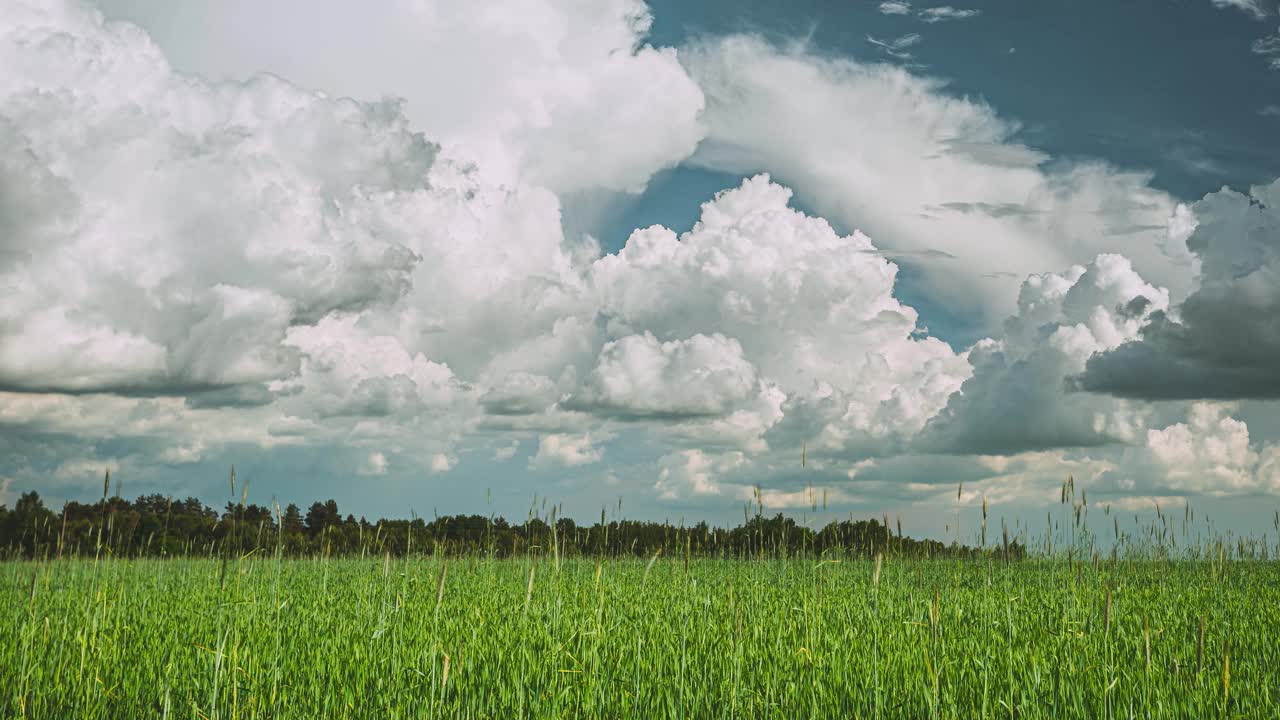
[2, 0, 1279, 540]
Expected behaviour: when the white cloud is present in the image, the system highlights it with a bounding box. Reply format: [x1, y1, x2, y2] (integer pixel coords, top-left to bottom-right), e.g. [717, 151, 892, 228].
[920, 254, 1169, 454]
[359, 452, 390, 477]
[680, 35, 1194, 331]
[918, 6, 981, 22]
[0, 0, 601, 467]
[90, 0, 705, 194]
[1146, 405, 1255, 491]
[429, 453, 457, 474]
[570, 333, 762, 419]
[1079, 178, 1280, 399]
[493, 441, 521, 462]
[281, 315, 462, 419]
[1252, 27, 1280, 69]
[1212, 0, 1269, 20]
[1098, 403, 1280, 496]
[158, 443, 206, 466]
[866, 33, 923, 59]
[591, 174, 968, 454]
[737, 484, 857, 511]
[530, 433, 607, 468]
[4, 0, 1278, 515]
[653, 449, 744, 500]
[480, 373, 563, 417]
[0, 391, 310, 454]
[0, 3, 440, 395]
[878, 2, 912, 15]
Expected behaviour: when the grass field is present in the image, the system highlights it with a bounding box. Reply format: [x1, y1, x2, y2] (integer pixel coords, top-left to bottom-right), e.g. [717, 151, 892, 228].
[2, 553, 1278, 719]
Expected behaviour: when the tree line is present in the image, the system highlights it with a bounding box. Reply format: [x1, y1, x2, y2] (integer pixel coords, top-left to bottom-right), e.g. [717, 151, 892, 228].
[0, 486, 1023, 562]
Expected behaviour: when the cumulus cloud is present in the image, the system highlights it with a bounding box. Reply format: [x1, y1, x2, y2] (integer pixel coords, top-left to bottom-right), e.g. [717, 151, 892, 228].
[90, 0, 705, 194]
[568, 333, 762, 420]
[158, 443, 206, 466]
[0, 0, 609, 456]
[1095, 403, 1280, 497]
[680, 35, 1194, 332]
[493, 441, 521, 462]
[0, 2, 440, 396]
[429, 453, 457, 474]
[530, 433, 607, 468]
[6, 0, 1278, 515]
[358, 452, 389, 477]
[653, 449, 744, 500]
[1078, 179, 1280, 399]
[480, 373, 563, 417]
[0, 1, 619, 491]
[878, 2, 913, 15]
[921, 254, 1168, 454]
[591, 175, 968, 453]
[280, 316, 462, 419]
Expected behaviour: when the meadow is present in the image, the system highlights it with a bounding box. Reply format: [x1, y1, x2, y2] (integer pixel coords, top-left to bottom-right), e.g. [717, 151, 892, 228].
[3, 552, 1278, 719]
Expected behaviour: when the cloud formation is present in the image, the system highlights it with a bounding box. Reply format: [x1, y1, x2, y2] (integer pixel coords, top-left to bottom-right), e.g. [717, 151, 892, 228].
[1212, 0, 1269, 20]
[866, 33, 924, 60]
[681, 35, 1195, 333]
[90, 0, 706, 195]
[2, 0, 1278, 517]
[918, 7, 981, 23]
[1251, 26, 1280, 70]
[590, 175, 969, 454]
[568, 333, 762, 420]
[1095, 403, 1280, 497]
[1078, 179, 1280, 399]
[921, 254, 1167, 454]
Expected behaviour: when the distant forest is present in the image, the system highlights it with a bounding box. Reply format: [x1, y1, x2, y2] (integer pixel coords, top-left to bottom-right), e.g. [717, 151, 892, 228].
[0, 481, 1023, 562]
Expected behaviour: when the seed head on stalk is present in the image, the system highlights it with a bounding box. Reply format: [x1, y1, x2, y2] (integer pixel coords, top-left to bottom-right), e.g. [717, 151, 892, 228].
[643, 548, 662, 586]
[981, 494, 988, 548]
[523, 558, 536, 614]
[435, 560, 448, 619]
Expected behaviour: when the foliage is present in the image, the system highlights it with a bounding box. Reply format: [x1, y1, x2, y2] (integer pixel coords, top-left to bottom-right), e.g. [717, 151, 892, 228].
[0, 490, 1006, 561]
[1, 554, 1276, 718]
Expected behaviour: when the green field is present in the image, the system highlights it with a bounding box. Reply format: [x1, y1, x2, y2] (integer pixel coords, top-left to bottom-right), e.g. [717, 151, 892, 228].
[2, 554, 1278, 719]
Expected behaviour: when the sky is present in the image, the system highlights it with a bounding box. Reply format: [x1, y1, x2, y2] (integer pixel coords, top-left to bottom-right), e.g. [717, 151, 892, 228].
[2, 0, 1280, 541]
